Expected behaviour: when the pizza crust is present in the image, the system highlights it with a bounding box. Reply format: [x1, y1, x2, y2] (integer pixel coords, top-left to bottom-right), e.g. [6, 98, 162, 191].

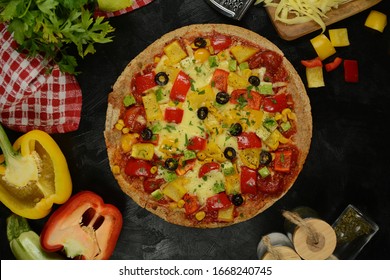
[104, 24, 312, 228]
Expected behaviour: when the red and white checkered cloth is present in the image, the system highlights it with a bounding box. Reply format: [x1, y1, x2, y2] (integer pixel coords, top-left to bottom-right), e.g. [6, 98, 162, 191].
[94, 0, 154, 18]
[0, 23, 82, 134]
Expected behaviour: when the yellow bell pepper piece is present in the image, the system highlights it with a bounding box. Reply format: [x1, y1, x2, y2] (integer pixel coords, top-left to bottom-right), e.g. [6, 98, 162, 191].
[218, 205, 235, 222]
[131, 143, 155, 161]
[328, 28, 350, 47]
[0, 125, 72, 219]
[365, 10, 387, 33]
[162, 177, 189, 202]
[306, 66, 325, 88]
[310, 34, 336, 61]
[164, 40, 188, 65]
[142, 92, 162, 122]
[230, 45, 259, 63]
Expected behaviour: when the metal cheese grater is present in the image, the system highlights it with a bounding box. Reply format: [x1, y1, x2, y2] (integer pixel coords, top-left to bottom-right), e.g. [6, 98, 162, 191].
[205, 0, 256, 20]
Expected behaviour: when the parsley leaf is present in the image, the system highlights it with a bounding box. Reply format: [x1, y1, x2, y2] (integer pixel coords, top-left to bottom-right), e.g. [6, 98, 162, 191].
[0, 0, 114, 74]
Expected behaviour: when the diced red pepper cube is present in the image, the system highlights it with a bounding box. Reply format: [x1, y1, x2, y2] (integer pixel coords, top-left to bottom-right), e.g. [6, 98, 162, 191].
[170, 71, 191, 102]
[164, 107, 184, 123]
[237, 132, 262, 150]
[344, 59, 359, 83]
[240, 166, 258, 195]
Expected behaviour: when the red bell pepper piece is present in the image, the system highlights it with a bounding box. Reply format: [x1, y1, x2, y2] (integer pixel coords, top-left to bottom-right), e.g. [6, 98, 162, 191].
[164, 107, 184, 123]
[210, 34, 232, 54]
[240, 166, 258, 195]
[262, 93, 288, 113]
[237, 132, 262, 150]
[230, 89, 262, 110]
[170, 71, 191, 102]
[40, 191, 123, 260]
[274, 150, 293, 173]
[143, 178, 166, 193]
[198, 162, 220, 178]
[125, 158, 155, 177]
[325, 57, 343, 72]
[344, 59, 359, 83]
[123, 105, 147, 133]
[135, 72, 157, 94]
[183, 193, 200, 215]
[301, 57, 323, 68]
[211, 69, 229, 92]
[187, 136, 207, 151]
[206, 193, 232, 211]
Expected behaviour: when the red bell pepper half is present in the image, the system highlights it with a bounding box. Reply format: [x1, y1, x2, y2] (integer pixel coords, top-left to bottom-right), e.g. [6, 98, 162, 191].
[344, 59, 359, 83]
[170, 70, 191, 102]
[40, 191, 123, 260]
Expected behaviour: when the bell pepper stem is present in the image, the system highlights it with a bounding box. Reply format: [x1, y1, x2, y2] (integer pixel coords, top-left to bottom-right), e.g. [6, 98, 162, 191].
[0, 124, 18, 162]
[6, 213, 31, 242]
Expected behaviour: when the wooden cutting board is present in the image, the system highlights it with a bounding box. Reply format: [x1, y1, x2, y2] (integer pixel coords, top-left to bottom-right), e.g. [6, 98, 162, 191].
[265, 0, 383, 41]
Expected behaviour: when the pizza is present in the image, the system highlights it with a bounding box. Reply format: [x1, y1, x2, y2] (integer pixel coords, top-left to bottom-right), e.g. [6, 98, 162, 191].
[104, 24, 312, 228]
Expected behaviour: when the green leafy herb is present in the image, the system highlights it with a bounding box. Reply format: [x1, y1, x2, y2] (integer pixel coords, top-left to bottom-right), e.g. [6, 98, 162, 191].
[0, 0, 115, 74]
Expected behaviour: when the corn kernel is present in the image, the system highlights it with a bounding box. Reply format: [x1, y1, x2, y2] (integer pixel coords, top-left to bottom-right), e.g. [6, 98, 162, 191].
[177, 199, 186, 208]
[121, 127, 130, 134]
[197, 152, 207, 161]
[169, 202, 178, 209]
[115, 123, 124, 131]
[150, 166, 158, 174]
[112, 165, 121, 175]
[195, 211, 206, 221]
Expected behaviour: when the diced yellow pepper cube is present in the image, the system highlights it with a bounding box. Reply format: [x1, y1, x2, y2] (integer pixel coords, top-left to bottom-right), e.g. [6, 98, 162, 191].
[225, 174, 240, 195]
[218, 205, 235, 222]
[310, 34, 336, 60]
[365, 10, 387, 33]
[306, 66, 325, 88]
[187, 85, 214, 109]
[164, 40, 188, 64]
[230, 45, 259, 63]
[328, 28, 350, 47]
[142, 92, 162, 122]
[131, 143, 155, 160]
[239, 148, 261, 169]
[228, 72, 249, 89]
[162, 177, 189, 202]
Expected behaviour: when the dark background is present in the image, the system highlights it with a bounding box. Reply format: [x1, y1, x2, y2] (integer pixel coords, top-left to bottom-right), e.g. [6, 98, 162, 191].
[1, 0, 389, 260]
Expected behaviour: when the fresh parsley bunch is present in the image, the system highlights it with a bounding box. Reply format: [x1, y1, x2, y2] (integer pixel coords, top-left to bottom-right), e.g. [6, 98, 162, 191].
[0, 0, 114, 74]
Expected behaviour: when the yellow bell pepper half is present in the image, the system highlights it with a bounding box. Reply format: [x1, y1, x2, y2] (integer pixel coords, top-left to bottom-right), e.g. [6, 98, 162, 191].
[0, 125, 72, 219]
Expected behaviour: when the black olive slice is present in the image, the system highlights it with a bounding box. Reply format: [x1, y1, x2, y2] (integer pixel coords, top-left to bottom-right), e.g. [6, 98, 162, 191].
[224, 147, 237, 160]
[260, 151, 272, 165]
[232, 194, 244, 206]
[155, 72, 169, 86]
[194, 37, 207, 48]
[248, 75, 260, 87]
[164, 158, 179, 171]
[140, 128, 153, 141]
[216, 91, 230, 104]
[197, 107, 208, 120]
[229, 123, 242, 136]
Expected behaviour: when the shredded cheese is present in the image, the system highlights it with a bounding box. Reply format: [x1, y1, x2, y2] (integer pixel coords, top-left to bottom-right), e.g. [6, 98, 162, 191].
[255, 0, 354, 32]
